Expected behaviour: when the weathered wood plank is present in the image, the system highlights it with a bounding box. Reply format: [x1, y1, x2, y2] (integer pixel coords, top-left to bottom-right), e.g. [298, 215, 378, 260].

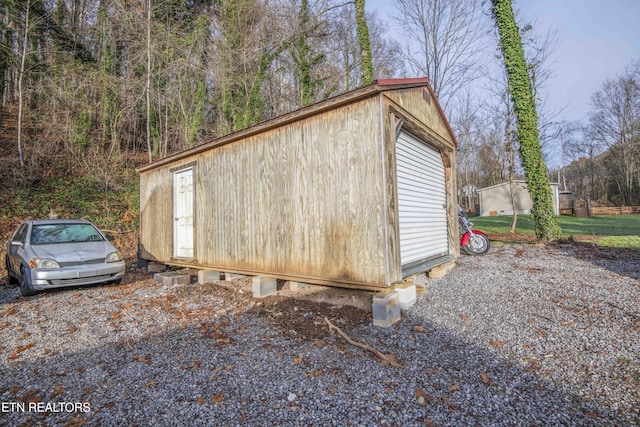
[147, 97, 386, 284]
[139, 83, 457, 288]
[590, 206, 640, 215]
[384, 88, 455, 147]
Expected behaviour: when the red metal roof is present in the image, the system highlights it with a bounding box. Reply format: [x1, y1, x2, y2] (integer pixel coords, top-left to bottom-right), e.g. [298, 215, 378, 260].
[376, 77, 431, 86]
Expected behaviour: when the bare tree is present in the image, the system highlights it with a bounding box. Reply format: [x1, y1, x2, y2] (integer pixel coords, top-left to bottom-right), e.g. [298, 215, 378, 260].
[450, 90, 483, 210]
[0, 0, 14, 118]
[393, 0, 487, 111]
[16, 0, 35, 167]
[317, 4, 403, 95]
[145, 0, 152, 162]
[367, 11, 404, 79]
[587, 62, 640, 206]
[553, 121, 582, 191]
[559, 131, 608, 202]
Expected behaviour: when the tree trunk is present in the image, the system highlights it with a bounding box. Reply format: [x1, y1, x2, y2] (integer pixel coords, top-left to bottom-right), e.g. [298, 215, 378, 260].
[491, 0, 561, 240]
[146, 0, 152, 162]
[297, 0, 313, 106]
[504, 91, 518, 233]
[16, 0, 31, 167]
[508, 130, 518, 233]
[354, 0, 373, 86]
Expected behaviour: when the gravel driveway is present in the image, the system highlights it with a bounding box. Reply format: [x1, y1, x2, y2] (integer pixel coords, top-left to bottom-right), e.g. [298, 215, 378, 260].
[1, 242, 638, 426]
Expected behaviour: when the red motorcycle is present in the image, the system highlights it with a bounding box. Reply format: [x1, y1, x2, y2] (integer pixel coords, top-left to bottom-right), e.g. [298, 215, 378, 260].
[458, 205, 490, 255]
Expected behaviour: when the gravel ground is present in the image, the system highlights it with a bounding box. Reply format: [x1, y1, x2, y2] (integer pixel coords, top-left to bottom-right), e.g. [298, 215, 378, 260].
[0, 242, 638, 426]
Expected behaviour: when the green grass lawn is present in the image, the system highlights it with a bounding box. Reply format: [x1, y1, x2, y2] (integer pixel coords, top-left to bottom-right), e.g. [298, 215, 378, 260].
[470, 214, 640, 249]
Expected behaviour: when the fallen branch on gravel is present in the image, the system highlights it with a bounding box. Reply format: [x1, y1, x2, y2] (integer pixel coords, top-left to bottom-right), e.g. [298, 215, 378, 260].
[530, 313, 555, 323]
[606, 302, 640, 320]
[324, 317, 402, 368]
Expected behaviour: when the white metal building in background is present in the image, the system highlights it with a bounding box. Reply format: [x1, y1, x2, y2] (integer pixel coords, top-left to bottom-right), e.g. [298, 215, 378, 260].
[477, 180, 560, 216]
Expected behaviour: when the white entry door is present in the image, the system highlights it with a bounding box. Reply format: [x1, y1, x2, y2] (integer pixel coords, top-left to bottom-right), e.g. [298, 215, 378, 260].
[396, 131, 449, 268]
[173, 168, 194, 259]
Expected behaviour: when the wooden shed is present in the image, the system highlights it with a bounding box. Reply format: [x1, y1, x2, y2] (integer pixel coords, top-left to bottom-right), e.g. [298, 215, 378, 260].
[137, 78, 458, 290]
[558, 191, 575, 215]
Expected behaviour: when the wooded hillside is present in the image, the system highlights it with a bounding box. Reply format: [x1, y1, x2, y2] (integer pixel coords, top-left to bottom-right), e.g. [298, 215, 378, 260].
[1, 0, 404, 173]
[1, 0, 638, 232]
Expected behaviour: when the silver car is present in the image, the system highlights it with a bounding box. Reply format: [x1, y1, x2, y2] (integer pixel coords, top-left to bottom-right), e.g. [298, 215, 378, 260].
[5, 219, 126, 296]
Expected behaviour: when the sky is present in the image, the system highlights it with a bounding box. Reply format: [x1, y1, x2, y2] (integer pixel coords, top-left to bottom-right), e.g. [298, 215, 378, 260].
[365, 0, 640, 124]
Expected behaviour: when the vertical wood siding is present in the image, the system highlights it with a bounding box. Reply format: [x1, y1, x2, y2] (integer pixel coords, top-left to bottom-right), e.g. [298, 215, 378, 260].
[139, 172, 169, 261]
[384, 89, 453, 145]
[140, 84, 458, 288]
[140, 97, 388, 286]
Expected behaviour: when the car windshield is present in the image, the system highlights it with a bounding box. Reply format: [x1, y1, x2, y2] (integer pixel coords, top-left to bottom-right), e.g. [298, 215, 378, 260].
[30, 224, 104, 245]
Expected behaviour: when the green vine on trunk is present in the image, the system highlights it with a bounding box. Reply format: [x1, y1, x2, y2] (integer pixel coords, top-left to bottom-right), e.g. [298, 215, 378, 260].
[491, 0, 561, 241]
[354, 0, 373, 86]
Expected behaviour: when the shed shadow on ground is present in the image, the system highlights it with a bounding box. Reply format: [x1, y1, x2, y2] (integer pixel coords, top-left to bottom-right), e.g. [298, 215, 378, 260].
[551, 241, 640, 280]
[0, 298, 631, 426]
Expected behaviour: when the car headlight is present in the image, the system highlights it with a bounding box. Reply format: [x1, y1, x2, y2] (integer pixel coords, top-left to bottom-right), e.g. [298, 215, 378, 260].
[105, 251, 123, 263]
[29, 258, 61, 269]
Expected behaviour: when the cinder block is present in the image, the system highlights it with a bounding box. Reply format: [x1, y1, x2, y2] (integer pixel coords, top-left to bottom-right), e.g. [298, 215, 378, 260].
[198, 270, 220, 284]
[288, 281, 307, 291]
[155, 272, 191, 286]
[252, 276, 277, 298]
[153, 272, 170, 284]
[147, 263, 166, 273]
[395, 283, 417, 310]
[164, 273, 190, 286]
[372, 289, 401, 327]
[224, 272, 245, 281]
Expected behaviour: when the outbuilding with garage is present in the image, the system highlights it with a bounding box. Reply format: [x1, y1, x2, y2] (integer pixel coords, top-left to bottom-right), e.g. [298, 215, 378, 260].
[137, 78, 459, 290]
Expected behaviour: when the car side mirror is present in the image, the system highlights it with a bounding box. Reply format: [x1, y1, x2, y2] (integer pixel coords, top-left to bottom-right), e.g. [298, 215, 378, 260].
[104, 232, 116, 242]
[10, 240, 24, 247]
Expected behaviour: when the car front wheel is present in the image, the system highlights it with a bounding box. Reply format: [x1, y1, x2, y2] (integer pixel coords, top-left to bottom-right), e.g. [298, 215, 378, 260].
[19, 267, 36, 297]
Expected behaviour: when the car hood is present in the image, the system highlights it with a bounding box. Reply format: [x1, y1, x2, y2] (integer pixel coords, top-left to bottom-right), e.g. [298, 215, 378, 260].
[31, 241, 117, 263]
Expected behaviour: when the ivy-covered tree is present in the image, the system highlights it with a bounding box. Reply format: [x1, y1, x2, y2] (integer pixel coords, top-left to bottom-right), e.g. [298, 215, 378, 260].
[214, 0, 279, 132]
[491, 0, 561, 240]
[354, 0, 373, 86]
[291, 0, 326, 107]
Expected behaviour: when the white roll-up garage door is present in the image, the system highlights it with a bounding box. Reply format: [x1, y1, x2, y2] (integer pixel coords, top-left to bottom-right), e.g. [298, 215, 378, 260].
[396, 131, 449, 268]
